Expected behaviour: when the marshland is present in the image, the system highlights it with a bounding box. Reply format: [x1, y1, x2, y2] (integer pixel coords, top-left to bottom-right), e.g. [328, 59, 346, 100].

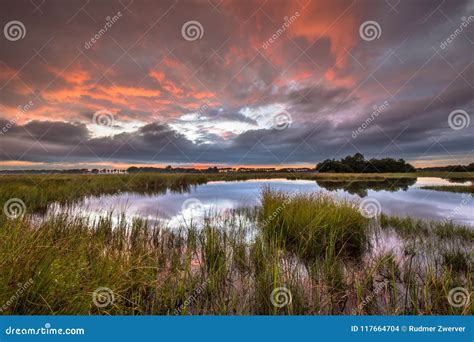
[0, 172, 472, 315]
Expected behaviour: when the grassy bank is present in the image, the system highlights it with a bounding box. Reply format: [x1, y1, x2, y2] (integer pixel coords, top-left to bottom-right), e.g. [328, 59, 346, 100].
[421, 185, 474, 194]
[0, 190, 471, 315]
[0, 171, 472, 215]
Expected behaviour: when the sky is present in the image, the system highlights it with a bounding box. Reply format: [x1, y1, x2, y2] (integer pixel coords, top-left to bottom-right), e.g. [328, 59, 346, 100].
[0, 0, 473, 170]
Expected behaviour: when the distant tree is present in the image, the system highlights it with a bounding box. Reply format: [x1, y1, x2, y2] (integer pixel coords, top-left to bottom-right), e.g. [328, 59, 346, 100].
[316, 159, 354, 173]
[341, 153, 366, 172]
[316, 154, 416, 173]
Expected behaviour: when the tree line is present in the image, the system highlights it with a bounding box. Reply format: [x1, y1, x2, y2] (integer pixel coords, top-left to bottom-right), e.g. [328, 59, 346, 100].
[315, 153, 416, 173]
[418, 163, 474, 172]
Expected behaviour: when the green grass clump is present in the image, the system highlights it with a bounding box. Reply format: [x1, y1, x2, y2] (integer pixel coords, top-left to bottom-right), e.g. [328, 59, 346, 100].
[259, 188, 369, 261]
[442, 250, 470, 273]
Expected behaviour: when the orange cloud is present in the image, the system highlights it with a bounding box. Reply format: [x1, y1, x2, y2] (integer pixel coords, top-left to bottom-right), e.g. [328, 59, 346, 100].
[46, 65, 91, 85]
[289, 1, 358, 70]
[105, 85, 161, 98]
[0, 64, 17, 81]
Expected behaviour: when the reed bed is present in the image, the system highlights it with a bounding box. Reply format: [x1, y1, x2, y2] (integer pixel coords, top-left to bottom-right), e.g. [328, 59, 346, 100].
[0, 171, 472, 216]
[0, 189, 471, 315]
[421, 185, 474, 194]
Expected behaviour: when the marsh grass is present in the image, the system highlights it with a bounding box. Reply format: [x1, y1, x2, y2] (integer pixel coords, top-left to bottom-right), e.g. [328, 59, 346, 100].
[380, 214, 474, 241]
[0, 187, 472, 315]
[1, 171, 472, 217]
[421, 185, 474, 194]
[259, 188, 369, 260]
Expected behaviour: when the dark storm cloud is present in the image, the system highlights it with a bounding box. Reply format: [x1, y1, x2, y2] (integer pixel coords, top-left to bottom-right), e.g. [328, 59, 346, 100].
[0, 0, 473, 167]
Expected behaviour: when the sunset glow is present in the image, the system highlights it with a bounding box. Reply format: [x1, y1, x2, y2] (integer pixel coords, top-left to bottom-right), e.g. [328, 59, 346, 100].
[0, 0, 472, 169]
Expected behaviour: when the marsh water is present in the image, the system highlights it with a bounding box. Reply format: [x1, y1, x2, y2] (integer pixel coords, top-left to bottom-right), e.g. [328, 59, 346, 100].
[47, 177, 474, 227]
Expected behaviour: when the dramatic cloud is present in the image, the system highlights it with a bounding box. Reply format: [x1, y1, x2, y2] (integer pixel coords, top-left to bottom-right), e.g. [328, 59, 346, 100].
[0, 0, 473, 169]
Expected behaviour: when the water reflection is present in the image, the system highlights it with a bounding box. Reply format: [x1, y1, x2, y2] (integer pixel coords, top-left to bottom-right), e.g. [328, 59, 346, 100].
[46, 177, 474, 227]
[315, 178, 417, 197]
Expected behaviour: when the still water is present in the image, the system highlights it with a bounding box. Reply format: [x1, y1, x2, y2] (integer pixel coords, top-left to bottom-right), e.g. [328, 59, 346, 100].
[47, 177, 474, 227]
